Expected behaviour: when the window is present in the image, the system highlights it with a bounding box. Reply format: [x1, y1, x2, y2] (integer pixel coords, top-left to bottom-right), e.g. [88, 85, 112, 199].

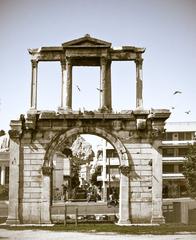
[178, 148, 188, 157]
[163, 132, 173, 141]
[162, 148, 175, 157]
[5, 167, 9, 184]
[178, 132, 193, 141]
[106, 149, 118, 158]
[178, 132, 185, 141]
[185, 132, 192, 140]
[163, 164, 174, 173]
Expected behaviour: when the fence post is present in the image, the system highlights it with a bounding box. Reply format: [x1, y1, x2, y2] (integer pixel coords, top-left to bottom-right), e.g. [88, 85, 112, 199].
[75, 207, 78, 226]
[64, 205, 67, 226]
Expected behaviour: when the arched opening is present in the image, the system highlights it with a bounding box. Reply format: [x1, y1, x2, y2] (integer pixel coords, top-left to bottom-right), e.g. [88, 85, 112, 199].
[44, 127, 130, 223]
[52, 134, 120, 204]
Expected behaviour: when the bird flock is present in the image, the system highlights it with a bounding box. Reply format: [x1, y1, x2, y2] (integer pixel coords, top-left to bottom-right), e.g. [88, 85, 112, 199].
[75, 84, 191, 115]
[172, 90, 191, 115]
[76, 84, 103, 93]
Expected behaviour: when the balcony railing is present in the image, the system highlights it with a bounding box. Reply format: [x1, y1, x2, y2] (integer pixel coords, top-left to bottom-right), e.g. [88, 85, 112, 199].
[162, 173, 185, 180]
[162, 140, 195, 146]
[162, 157, 185, 163]
[97, 174, 120, 182]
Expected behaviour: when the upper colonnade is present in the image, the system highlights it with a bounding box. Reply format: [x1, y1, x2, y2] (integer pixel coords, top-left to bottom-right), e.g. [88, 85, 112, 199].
[28, 34, 145, 113]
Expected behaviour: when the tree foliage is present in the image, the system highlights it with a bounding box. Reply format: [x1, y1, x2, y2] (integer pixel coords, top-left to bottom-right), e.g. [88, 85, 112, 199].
[70, 156, 80, 189]
[182, 142, 196, 198]
[90, 166, 102, 189]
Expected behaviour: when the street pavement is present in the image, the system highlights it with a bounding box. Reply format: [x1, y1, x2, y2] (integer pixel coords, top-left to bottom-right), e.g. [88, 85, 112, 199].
[0, 229, 196, 240]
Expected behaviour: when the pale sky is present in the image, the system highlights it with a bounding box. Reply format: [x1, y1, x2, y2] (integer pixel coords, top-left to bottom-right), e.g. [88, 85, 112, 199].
[0, 0, 196, 132]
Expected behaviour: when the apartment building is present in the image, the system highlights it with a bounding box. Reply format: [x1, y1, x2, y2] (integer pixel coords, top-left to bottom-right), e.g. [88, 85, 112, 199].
[0, 134, 9, 187]
[92, 140, 120, 201]
[162, 122, 196, 223]
[162, 122, 196, 198]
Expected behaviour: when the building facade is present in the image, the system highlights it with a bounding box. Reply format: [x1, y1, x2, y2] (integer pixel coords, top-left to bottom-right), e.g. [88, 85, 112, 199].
[0, 134, 10, 187]
[92, 140, 120, 202]
[162, 121, 196, 224]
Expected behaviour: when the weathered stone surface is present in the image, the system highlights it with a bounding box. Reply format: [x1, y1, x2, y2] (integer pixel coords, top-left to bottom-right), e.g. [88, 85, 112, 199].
[7, 36, 170, 225]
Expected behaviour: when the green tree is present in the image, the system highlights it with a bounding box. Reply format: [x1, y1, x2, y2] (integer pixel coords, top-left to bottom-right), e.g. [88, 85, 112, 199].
[182, 142, 196, 198]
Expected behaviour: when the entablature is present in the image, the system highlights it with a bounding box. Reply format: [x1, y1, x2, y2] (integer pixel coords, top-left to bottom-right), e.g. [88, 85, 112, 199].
[28, 34, 145, 63]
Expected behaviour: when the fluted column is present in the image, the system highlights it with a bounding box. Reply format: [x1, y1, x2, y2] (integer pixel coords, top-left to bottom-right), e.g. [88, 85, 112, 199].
[30, 60, 38, 110]
[65, 58, 72, 111]
[135, 57, 143, 109]
[100, 57, 107, 111]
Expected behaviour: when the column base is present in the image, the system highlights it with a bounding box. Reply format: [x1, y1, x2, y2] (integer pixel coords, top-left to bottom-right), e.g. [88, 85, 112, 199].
[6, 218, 20, 225]
[151, 216, 165, 224]
[98, 106, 111, 113]
[58, 107, 72, 114]
[40, 221, 52, 225]
[27, 108, 38, 114]
[117, 219, 132, 225]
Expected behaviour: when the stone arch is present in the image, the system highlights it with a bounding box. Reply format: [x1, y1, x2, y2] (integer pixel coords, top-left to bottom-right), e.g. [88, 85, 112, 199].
[42, 126, 131, 224]
[43, 126, 129, 168]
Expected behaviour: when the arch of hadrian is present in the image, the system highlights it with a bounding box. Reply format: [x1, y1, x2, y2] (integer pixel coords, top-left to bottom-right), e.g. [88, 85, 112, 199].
[6, 35, 170, 225]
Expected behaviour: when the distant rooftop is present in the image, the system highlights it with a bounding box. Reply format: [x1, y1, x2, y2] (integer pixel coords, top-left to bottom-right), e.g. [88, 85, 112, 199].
[165, 122, 196, 132]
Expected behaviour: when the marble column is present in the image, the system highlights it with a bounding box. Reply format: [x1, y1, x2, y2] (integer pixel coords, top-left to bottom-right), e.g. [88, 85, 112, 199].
[0, 165, 5, 185]
[100, 57, 107, 111]
[135, 57, 143, 109]
[65, 58, 72, 111]
[106, 60, 112, 111]
[60, 60, 66, 109]
[30, 60, 38, 110]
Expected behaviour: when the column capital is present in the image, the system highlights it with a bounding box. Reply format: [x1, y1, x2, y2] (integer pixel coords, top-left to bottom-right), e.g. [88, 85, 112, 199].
[66, 57, 72, 66]
[119, 165, 132, 176]
[42, 165, 53, 176]
[31, 59, 38, 68]
[100, 56, 107, 65]
[60, 60, 66, 70]
[135, 57, 143, 65]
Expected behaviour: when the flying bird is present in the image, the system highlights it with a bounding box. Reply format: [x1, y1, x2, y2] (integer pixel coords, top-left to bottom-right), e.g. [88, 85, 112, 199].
[185, 110, 191, 114]
[173, 90, 182, 95]
[76, 85, 81, 91]
[96, 88, 103, 92]
[171, 106, 175, 110]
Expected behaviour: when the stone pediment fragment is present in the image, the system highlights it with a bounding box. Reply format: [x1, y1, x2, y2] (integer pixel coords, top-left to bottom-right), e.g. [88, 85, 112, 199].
[62, 34, 111, 48]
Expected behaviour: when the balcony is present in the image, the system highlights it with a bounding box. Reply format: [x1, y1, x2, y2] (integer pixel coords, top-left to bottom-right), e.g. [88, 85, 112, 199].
[162, 157, 185, 163]
[162, 173, 185, 180]
[96, 158, 120, 166]
[162, 140, 195, 147]
[97, 174, 120, 182]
